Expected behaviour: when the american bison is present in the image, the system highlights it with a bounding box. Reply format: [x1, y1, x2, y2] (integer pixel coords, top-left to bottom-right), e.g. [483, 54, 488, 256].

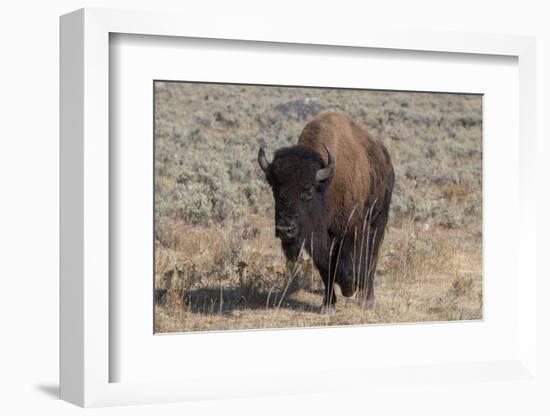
[258, 112, 394, 311]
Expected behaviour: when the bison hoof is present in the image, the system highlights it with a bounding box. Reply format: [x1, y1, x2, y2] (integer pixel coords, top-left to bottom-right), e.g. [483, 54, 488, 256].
[340, 285, 356, 298]
[320, 304, 336, 315]
[338, 276, 357, 298]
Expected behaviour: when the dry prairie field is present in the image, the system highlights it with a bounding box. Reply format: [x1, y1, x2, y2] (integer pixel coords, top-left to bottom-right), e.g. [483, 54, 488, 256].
[154, 82, 482, 333]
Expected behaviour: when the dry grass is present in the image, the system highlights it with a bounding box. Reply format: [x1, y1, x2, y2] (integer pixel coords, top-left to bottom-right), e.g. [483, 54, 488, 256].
[154, 82, 483, 333]
[154, 215, 482, 332]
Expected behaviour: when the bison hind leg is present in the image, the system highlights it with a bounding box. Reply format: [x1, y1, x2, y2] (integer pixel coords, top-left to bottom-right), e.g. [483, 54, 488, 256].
[335, 258, 357, 298]
[332, 245, 358, 298]
[356, 271, 376, 309]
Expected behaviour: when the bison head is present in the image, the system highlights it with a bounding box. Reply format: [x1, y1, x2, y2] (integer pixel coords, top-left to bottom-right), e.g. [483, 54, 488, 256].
[258, 144, 335, 260]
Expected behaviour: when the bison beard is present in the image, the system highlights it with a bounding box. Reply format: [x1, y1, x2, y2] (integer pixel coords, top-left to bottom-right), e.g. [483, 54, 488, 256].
[259, 112, 394, 312]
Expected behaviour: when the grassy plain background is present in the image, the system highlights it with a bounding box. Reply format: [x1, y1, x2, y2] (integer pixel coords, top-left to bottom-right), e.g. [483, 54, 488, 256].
[154, 82, 482, 333]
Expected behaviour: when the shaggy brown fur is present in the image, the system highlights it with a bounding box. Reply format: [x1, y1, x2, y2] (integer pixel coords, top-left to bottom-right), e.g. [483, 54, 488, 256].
[299, 112, 393, 238]
[259, 112, 394, 310]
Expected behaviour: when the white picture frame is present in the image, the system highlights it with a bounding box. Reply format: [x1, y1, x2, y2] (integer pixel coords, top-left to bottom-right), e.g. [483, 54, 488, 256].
[60, 7, 537, 408]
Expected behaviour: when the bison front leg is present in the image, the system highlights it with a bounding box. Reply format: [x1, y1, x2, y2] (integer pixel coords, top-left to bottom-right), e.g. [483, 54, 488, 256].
[332, 238, 357, 298]
[311, 252, 337, 313]
[316, 262, 336, 313]
[307, 231, 337, 313]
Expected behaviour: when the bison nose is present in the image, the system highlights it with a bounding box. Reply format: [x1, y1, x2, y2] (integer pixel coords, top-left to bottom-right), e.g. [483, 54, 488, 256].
[275, 224, 297, 240]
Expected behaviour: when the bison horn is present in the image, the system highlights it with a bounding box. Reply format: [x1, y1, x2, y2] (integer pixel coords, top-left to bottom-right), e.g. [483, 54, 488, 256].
[316, 144, 335, 183]
[258, 147, 271, 173]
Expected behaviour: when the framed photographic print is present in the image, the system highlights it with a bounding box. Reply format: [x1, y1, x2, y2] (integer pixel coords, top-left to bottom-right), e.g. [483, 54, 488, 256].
[60, 8, 538, 408]
[152, 81, 483, 333]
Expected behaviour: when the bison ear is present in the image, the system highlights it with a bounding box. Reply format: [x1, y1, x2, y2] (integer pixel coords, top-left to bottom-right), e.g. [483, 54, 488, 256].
[315, 144, 335, 190]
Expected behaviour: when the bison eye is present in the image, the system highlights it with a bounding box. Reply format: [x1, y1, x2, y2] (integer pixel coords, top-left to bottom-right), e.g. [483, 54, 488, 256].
[300, 186, 314, 201]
